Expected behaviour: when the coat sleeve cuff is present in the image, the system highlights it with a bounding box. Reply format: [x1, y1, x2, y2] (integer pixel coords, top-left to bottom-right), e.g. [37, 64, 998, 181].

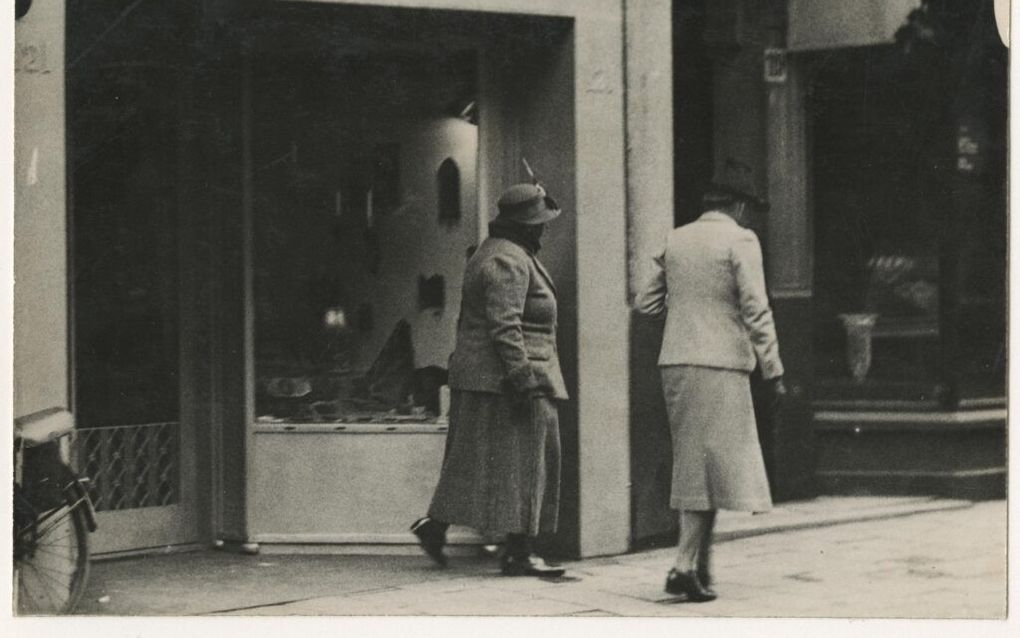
[760, 359, 785, 380]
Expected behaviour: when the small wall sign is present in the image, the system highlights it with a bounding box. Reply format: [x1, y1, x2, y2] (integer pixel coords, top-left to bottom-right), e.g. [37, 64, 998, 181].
[764, 48, 787, 83]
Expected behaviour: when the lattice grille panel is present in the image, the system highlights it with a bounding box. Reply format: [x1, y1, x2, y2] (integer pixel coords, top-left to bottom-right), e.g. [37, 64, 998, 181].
[77, 423, 179, 512]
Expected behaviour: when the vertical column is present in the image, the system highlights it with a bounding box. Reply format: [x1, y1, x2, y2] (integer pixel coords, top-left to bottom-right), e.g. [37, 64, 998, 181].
[624, 0, 676, 547]
[762, 7, 817, 501]
[574, 5, 630, 557]
[13, 0, 68, 417]
[765, 59, 812, 296]
[625, 0, 675, 298]
[240, 44, 258, 544]
[194, 27, 248, 543]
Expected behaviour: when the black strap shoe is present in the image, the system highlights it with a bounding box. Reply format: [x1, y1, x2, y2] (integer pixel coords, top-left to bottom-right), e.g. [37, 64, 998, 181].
[697, 555, 712, 589]
[410, 517, 448, 567]
[500, 554, 566, 578]
[665, 568, 717, 602]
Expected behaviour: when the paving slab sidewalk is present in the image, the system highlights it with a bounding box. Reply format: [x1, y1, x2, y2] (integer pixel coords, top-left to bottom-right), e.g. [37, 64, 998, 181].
[70, 496, 1001, 618]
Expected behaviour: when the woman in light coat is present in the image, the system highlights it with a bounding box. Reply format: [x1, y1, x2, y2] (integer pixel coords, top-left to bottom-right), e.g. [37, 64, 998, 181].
[411, 182, 568, 578]
[635, 177, 786, 602]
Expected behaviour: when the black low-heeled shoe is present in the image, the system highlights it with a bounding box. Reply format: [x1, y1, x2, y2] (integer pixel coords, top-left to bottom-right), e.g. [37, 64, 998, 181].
[500, 554, 566, 578]
[410, 517, 448, 567]
[697, 558, 712, 589]
[665, 568, 717, 602]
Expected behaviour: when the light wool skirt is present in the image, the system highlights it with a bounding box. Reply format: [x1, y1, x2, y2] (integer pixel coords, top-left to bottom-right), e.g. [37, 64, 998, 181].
[661, 365, 772, 512]
[428, 390, 561, 536]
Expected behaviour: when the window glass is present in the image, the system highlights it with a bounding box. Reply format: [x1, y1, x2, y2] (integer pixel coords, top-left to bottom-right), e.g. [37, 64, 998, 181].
[810, 42, 1006, 403]
[251, 50, 478, 423]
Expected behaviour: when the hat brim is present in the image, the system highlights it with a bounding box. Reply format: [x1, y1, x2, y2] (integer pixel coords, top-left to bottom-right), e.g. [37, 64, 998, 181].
[497, 196, 562, 225]
[707, 183, 770, 212]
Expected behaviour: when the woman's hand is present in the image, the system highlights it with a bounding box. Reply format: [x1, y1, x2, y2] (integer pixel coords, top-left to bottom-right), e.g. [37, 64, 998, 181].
[511, 388, 545, 409]
[766, 377, 787, 407]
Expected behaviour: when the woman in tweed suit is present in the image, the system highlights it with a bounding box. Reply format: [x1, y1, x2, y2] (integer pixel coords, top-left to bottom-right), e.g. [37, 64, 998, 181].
[411, 182, 567, 578]
[635, 176, 787, 602]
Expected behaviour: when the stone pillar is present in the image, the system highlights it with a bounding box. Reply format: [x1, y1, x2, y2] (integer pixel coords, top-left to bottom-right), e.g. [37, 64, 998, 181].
[624, 0, 675, 547]
[14, 0, 68, 417]
[625, 0, 675, 299]
[573, 3, 631, 558]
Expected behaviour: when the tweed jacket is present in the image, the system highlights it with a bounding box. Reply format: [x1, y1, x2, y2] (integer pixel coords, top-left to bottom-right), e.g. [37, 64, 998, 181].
[635, 211, 784, 379]
[447, 237, 569, 399]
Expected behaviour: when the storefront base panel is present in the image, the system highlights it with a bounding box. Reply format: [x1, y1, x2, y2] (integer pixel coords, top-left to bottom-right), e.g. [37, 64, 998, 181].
[249, 425, 489, 551]
[814, 410, 1006, 501]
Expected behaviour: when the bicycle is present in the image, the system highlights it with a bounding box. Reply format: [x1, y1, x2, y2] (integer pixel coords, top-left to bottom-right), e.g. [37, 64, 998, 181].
[13, 407, 97, 615]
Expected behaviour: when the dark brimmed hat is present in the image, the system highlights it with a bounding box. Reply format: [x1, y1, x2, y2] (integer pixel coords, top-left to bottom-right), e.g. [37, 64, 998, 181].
[496, 183, 562, 225]
[705, 158, 770, 212]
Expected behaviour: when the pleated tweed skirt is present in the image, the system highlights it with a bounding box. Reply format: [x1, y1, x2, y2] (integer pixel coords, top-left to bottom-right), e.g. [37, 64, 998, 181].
[661, 365, 772, 512]
[428, 390, 561, 537]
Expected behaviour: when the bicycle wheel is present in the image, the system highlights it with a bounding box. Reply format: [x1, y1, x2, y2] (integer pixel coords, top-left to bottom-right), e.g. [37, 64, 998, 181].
[14, 490, 91, 615]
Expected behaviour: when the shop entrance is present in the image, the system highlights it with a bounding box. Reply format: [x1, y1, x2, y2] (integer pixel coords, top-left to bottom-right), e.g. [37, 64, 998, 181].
[68, 3, 203, 554]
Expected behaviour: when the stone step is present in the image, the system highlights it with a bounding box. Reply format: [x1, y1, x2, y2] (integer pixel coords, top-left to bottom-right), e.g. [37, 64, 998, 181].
[812, 408, 1005, 500]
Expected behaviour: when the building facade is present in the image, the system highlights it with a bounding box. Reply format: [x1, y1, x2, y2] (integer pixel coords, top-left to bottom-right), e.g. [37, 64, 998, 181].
[13, 0, 1005, 559]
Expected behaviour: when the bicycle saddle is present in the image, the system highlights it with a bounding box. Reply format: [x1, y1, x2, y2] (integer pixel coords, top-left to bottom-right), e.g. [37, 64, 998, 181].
[14, 407, 74, 446]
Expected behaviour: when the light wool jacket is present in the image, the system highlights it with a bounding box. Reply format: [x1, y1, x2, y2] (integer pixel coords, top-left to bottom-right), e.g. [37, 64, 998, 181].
[635, 211, 784, 379]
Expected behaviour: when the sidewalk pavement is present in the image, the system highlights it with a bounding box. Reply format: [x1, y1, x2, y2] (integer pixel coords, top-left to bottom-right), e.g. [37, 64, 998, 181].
[72, 496, 1006, 619]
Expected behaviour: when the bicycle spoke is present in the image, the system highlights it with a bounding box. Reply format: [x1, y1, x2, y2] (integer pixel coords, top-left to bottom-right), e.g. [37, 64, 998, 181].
[18, 577, 49, 612]
[34, 510, 76, 538]
[19, 563, 68, 612]
[23, 530, 79, 562]
[35, 529, 74, 545]
[17, 547, 74, 567]
[28, 539, 76, 554]
[16, 521, 81, 614]
[25, 551, 79, 570]
[20, 575, 70, 611]
[15, 459, 90, 614]
[22, 559, 73, 588]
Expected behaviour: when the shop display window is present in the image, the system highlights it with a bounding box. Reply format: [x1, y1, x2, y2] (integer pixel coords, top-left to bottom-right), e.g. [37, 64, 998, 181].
[809, 44, 1006, 404]
[251, 49, 478, 424]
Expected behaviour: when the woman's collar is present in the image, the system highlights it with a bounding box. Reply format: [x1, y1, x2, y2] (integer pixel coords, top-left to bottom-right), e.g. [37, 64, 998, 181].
[699, 210, 737, 224]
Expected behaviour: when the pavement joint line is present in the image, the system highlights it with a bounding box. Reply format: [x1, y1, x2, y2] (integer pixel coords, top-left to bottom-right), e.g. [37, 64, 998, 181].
[200, 596, 316, 615]
[713, 500, 975, 543]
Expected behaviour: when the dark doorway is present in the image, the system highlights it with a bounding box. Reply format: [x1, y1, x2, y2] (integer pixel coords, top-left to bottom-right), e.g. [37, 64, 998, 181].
[629, 0, 716, 550]
[672, 0, 713, 227]
[67, 0, 202, 553]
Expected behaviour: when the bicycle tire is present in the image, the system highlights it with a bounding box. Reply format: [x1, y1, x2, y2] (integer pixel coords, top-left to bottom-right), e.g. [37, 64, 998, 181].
[14, 490, 91, 615]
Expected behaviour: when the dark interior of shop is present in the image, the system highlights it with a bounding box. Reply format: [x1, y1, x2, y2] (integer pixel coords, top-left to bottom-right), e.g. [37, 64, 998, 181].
[808, 2, 1006, 403]
[248, 35, 480, 423]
